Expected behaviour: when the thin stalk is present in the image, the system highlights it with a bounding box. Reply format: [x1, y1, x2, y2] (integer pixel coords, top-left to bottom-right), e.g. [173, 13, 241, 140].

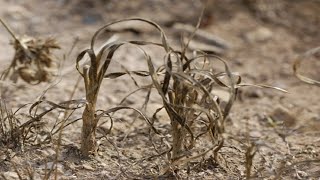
[0, 18, 19, 42]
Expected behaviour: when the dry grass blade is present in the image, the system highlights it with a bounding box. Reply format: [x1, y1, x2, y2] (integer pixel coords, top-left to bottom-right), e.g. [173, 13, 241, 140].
[0, 99, 20, 147]
[104, 70, 150, 79]
[27, 99, 86, 122]
[96, 106, 159, 134]
[275, 159, 320, 179]
[89, 18, 170, 53]
[245, 142, 257, 179]
[237, 83, 288, 92]
[293, 46, 320, 86]
[159, 144, 220, 176]
[11, 99, 85, 146]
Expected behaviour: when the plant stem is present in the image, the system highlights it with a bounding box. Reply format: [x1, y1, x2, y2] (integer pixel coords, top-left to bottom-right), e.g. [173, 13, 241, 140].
[80, 65, 100, 156]
[0, 17, 19, 42]
[171, 119, 184, 160]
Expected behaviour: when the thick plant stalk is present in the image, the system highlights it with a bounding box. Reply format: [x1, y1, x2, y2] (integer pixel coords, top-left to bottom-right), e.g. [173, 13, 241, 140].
[81, 99, 98, 156]
[168, 81, 192, 160]
[76, 18, 171, 157]
[168, 83, 185, 160]
[80, 65, 100, 156]
[171, 119, 185, 160]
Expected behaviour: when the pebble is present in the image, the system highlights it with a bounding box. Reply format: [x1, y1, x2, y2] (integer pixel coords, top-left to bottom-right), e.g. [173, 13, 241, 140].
[82, 13, 102, 25]
[82, 164, 95, 171]
[270, 106, 297, 127]
[39, 162, 64, 174]
[245, 27, 273, 43]
[249, 130, 262, 138]
[37, 148, 56, 157]
[244, 88, 263, 98]
[2, 172, 19, 180]
[297, 112, 320, 132]
[296, 170, 308, 178]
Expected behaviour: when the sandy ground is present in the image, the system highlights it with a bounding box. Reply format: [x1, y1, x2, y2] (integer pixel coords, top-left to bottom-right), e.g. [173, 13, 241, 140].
[0, 0, 319, 179]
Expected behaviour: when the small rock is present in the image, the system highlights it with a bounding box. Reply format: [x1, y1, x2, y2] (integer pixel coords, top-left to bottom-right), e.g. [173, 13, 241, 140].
[245, 27, 273, 43]
[82, 13, 102, 25]
[82, 164, 95, 171]
[64, 170, 77, 177]
[39, 162, 64, 174]
[198, 171, 205, 176]
[244, 88, 264, 98]
[38, 148, 56, 157]
[2, 172, 19, 180]
[297, 112, 320, 132]
[10, 155, 22, 164]
[99, 162, 107, 167]
[249, 130, 262, 138]
[0, 154, 6, 161]
[270, 106, 297, 127]
[296, 170, 308, 178]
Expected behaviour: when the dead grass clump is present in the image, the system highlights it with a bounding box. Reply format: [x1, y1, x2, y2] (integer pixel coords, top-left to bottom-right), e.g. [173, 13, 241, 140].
[0, 97, 85, 150]
[73, 17, 240, 171]
[142, 13, 237, 164]
[84, 19, 288, 177]
[0, 99, 21, 148]
[148, 51, 237, 163]
[0, 18, 60, 84]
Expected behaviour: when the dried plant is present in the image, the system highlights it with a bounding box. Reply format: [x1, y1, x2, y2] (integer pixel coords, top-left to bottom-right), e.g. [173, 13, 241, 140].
[245, 142, 257, 179]
[0, 97, 85, 150]
[143, 12, 237, 162]
[148, 51, 236, 162]
[0, 99, 21, 147]
[0, 18, 60, 84]
[76, 18, 160, 156]
[75, 17, 286, 164]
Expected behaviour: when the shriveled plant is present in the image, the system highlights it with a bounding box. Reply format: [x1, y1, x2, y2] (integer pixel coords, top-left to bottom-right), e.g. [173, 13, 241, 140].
[75, 17, 285, 162]
[75, 18, 238, 164]
[0, 99, 21, 147]
[0, 98, 85, 149]
[0, 18, 60, 84]
[148, 50, 237, 162]
[142, 13, 237, 162]
[75, 18, 164, 156]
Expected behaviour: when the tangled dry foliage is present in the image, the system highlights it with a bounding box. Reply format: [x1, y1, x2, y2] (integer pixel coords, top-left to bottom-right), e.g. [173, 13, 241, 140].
[74, 16, 236, 161]
[0, 12, 290, 178]
[0, 100, 82, 146]
[73, 15, 287, 178]
[0, 97, 87, 179]
[0, 18, 60, 85]
[3, 1, 319, 177]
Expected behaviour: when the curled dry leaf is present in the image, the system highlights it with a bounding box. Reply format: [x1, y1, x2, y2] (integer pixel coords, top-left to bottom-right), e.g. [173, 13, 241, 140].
[293, 46, 320, 87]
